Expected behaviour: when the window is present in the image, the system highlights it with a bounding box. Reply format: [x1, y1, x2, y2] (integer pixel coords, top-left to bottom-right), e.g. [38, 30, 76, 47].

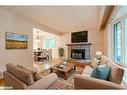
[44, 38, 56, 48]
[114, 22, 121, 64]
[125, 18, 127, 66]
[124, 19, 127, 84]
[110, 19, 127, 85]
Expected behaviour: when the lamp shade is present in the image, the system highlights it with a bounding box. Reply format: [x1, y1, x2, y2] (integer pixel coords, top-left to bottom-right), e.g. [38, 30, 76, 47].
[96, 51, 102, 56]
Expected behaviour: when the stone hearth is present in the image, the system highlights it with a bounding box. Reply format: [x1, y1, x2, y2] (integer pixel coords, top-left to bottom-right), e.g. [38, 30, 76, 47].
[66, 43, 92, 60]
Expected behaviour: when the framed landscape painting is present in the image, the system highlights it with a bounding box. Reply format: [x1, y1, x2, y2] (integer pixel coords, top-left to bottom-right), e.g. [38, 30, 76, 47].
[6, 32, 28, 49]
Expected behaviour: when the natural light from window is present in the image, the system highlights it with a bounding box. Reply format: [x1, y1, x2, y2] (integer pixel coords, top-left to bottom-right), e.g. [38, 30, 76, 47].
[44, 38, 56, 48]
[114, 22, 121, 64]
[124, 18, 127, 83]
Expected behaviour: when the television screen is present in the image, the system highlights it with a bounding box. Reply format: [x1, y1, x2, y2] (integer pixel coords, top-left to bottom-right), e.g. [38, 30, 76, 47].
[71, 31, 88, 43]
[6, 32, 28, 49]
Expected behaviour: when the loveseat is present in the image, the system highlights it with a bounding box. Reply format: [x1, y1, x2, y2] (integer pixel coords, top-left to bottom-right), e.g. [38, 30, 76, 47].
[3, 63, 58, 89]
[74, 55, 126, 89]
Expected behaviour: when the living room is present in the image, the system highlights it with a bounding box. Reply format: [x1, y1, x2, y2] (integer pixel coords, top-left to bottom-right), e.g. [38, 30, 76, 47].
[0, 2, 127, 93]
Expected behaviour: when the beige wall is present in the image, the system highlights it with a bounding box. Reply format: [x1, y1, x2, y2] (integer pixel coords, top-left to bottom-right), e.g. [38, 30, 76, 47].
[0, 8, 60, 78]
[103, 25, 108, 56]
[61, 27, 104, 59]
[52, 36, 63, 58]
[0, 8, 32, 77]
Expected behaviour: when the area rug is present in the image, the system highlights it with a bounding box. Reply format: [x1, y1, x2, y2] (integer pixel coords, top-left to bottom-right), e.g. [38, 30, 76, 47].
[40, 67, 83, 89]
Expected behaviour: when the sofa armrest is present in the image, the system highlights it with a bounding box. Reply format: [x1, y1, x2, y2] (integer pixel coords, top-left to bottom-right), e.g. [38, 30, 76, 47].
[26, 73, 58, 89]
[74, 74, 125, 89]
[3, 71, 27, 89]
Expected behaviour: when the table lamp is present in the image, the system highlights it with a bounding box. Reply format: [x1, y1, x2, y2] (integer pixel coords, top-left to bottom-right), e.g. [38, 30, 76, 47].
[96, 51, 102, 60]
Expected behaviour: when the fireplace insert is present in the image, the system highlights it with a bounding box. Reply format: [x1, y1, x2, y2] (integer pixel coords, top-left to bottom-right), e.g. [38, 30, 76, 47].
[71, 49, 85, 59]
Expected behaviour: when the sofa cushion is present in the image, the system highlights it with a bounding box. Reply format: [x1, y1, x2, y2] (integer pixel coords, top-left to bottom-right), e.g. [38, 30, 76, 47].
[6, 63, 34, 85]
[90, 58, 100, 68]
[107, 60, 124, 84]
[81, 66, 94, 76]
[17, 64, 41, 81]
[17, 64, 36, 73]
[91, 65, 111, 80]
[26, 73, 58, 89]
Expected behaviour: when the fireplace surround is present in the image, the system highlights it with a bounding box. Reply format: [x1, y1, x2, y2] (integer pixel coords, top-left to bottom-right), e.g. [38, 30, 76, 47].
[66, 43, 91, 60]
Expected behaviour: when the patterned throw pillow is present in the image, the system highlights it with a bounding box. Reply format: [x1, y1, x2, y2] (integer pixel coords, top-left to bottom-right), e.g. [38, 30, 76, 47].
[99, 56, 108, 65]
[90, 58, 100, 68]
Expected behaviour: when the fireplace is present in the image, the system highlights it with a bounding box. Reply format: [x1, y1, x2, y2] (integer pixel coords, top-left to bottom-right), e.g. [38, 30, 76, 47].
[71, 49, 85, 59]
[66, 43, 91, 60]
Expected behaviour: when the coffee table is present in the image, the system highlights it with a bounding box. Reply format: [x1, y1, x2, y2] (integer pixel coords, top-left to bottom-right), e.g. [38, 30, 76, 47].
[50, 62, 76, 80]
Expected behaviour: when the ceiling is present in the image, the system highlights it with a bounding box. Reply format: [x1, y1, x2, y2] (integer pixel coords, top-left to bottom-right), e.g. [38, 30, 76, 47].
[113, 6, 127, 21]
[33, 28, 55, 37]
[2, 6, 100, 33]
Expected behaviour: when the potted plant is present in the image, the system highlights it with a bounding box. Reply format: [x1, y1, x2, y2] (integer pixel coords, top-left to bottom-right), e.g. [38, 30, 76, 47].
[58, 47, 64, 59]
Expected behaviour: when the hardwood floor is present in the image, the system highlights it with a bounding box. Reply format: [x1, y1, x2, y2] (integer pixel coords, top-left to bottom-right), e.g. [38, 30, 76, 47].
[33, 58, 84, 73]
[33, 58, 63, 73]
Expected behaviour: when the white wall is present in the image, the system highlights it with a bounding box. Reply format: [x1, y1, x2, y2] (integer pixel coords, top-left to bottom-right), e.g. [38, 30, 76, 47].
[61, 27, 104, 59]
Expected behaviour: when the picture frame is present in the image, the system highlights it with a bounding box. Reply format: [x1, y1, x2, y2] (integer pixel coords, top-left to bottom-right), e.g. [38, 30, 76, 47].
[5, 32, 28, 49]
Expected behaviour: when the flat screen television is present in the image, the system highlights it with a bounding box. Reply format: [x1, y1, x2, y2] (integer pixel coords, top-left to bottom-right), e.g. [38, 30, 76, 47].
[71, 31, 88, 43]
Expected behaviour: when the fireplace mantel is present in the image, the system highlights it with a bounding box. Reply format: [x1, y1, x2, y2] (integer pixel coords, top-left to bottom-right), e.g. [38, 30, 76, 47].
[66, 42, 92, 46]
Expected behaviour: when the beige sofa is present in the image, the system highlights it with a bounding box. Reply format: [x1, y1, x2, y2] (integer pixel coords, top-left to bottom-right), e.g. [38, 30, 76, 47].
[74, 55, 126, 89]
[3, 63, 58, 89]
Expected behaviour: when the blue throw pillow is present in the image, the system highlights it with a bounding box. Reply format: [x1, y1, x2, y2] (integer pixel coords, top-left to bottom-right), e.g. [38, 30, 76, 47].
[91, 65, 111, 80]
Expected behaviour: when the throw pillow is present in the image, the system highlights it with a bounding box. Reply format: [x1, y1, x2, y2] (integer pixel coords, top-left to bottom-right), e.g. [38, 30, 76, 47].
[17, 64, 36, 74]
[90, 58, 100, 68]
[91, 65, 111, 80]
[34, 73, 42, 81]
[99, 56, 108, 65]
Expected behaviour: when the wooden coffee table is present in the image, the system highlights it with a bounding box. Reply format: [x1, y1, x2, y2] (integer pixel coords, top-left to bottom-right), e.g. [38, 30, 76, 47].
[50, 62, 76, 80]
